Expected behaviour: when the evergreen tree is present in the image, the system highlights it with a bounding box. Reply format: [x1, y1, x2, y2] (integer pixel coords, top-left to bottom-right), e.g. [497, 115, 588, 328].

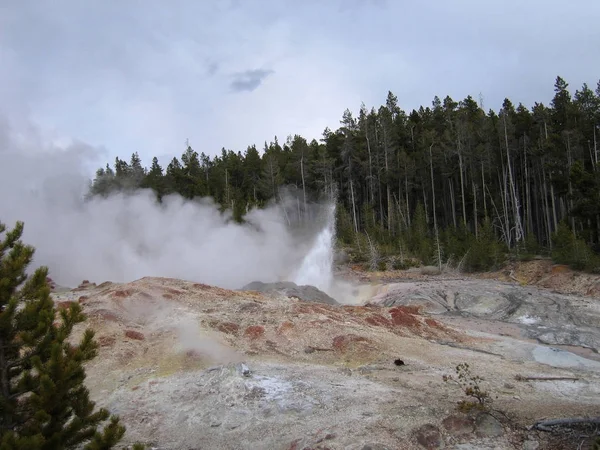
[85, 75, 600, 273]
[0, 221, 126, 449]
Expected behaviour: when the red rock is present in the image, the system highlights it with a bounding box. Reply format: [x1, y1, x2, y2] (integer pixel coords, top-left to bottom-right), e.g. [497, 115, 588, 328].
[97, 336, 116, 347]
[244, 325, 265, 340]
[332, 334, 370, 352]
[78, 295, 89, 303]
[78, 280, 93, 289]
[390, 306, 422, 328]
[425, 318, 446, 330]
[112, 290, 132, 298]
[55, 301, 75, 310]
[217, 322, 240, 335]
[365, 314, 392, 327]
[125, 330, 145, 340]
[277, 321, 295, 334]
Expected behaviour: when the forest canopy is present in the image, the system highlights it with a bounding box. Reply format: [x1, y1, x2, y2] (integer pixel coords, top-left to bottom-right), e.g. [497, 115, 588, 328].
[89, 76, 600, 273]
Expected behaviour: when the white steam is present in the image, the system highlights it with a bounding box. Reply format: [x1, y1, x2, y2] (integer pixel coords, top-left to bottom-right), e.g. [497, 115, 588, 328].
[0, 116, 335, 292]
[293, 203, 336, 293]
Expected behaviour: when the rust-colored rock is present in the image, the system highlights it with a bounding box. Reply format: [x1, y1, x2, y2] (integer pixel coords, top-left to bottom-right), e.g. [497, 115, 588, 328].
[93, 309, 120, 322]
[97, 336, 116, 347]
[425, 318, 445, 330]
[277, 321, 295, 334]
[365, 314, 392, 327]
[78, 295, 89, 303]
[551, 264, 570, 274]
[78, 280, 96, 289]
[332, 334, 370, 353]
[390, 306, 422, 329]
[56, 301, 75, 310]
[125, 330, 145, 341]
[112, 289, 132, 298]
[216, 322, 240, 335]
[164, 288, 184, 296]
[244, 325, 265, 340]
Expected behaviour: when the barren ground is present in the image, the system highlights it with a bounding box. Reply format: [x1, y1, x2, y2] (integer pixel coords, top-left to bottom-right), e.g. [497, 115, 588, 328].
[52, 260, 600, 450]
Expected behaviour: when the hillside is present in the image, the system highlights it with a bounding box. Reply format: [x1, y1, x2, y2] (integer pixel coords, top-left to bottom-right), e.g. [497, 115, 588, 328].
[51, 268, 600, 450]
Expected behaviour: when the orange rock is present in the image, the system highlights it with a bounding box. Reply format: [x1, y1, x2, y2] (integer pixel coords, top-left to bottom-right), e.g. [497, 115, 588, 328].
[125, 330, 145, 340]
[389, 306, 422, 329]
[244, 325, 265, 340]
[332, 334, 370, 352]
[277, 321, 295, 334]
[551, 264, 570, 274]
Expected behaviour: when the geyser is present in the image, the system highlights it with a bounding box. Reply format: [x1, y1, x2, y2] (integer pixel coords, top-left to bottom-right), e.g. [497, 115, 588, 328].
[293, 204, 336, 295]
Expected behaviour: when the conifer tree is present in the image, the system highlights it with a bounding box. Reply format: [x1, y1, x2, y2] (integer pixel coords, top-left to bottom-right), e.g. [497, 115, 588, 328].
[0, 220, 126, 449]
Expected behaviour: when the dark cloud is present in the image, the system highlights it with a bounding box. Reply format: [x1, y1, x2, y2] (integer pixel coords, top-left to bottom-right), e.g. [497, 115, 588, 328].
[230, 69, 274, 92]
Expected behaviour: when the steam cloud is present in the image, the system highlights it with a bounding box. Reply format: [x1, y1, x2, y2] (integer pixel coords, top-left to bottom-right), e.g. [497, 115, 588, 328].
[0, 116, 331, 289]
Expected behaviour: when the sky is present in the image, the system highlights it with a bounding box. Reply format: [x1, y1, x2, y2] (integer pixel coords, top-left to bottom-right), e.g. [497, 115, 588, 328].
[1, 0, 600, 172]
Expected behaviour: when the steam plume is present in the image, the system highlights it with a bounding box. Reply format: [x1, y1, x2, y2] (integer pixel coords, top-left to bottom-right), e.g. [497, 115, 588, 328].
[0, 116, 331, 290]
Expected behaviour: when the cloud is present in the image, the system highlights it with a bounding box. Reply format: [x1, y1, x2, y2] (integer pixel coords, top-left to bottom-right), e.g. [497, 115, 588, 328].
[1, 0, 599, 169]
[230, 69, 275, 92]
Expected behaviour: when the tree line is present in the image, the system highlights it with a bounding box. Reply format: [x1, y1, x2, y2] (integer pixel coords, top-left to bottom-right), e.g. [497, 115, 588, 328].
[89, 76, 600, 272]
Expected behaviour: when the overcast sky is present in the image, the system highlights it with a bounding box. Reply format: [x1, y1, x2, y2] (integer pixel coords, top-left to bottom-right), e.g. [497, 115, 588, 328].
[1, 0, 599, 171]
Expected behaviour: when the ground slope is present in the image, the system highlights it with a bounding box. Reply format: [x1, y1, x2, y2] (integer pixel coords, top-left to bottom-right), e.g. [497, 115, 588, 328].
[52, 275, 600, 450]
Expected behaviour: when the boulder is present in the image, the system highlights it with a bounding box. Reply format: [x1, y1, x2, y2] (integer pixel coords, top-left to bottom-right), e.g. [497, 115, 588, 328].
[240, 281, 339, 305]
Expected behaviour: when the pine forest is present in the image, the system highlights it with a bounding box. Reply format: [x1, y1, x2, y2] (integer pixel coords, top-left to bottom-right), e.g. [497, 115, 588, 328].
[89, 76, 600, 273]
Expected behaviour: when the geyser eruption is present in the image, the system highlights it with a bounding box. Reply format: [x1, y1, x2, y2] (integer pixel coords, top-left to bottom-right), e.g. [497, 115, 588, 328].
[293, 204, 336, 295]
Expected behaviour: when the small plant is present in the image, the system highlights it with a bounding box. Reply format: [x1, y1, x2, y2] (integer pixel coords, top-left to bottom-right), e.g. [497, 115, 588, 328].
[443, 363, 493, 412]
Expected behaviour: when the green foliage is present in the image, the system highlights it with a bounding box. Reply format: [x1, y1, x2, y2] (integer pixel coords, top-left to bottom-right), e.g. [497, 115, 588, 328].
[441, 224, 474, 265]
[516, 233, 542, 261]
[552, 222, 600, 272]
[408, 203, 433, 265]
[0, 220, 125, 449]
[463, 218, 503, 272]
[87, 75, 600, 270]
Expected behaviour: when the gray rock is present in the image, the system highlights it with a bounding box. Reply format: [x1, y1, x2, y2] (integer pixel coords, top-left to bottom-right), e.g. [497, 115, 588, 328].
[240, 281, 339, 305]
[361, 445, 393, 450]
[370, 279, 600, 352]
[414, 423, 444, 448]
[523, 440, 539, 450]
[475, 412, 504, 438]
